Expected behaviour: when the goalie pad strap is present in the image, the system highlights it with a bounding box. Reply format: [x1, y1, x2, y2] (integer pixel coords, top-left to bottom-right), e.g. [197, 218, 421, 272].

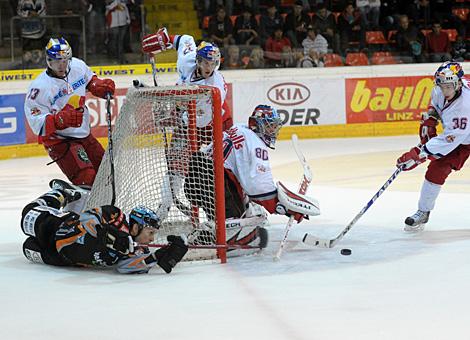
[276, 181, 320, 216]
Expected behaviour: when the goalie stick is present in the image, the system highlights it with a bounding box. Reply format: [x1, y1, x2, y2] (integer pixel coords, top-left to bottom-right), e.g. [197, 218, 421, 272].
[302, 166, 403, 248]
[274, 134, 313, 261]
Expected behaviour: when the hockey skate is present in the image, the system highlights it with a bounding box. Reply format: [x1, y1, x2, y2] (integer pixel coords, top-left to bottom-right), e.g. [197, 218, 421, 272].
[49, 179, 88, 207]
[404, 210, 430, 232]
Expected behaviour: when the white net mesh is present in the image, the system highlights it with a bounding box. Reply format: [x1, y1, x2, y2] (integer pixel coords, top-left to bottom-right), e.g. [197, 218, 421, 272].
[86, 85, 224, 260]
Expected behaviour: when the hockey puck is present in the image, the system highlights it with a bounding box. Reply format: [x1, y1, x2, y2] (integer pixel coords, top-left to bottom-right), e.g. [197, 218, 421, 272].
[340, 248, 352, 256]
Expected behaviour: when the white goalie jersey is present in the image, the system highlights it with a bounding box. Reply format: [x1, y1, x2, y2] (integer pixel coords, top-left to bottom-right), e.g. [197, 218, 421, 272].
[222, 124, 277, 201]
[425, 79, 470, 157]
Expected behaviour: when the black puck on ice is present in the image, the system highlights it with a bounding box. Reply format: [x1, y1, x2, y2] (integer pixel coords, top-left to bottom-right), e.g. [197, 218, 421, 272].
[340, 248, 352, 256]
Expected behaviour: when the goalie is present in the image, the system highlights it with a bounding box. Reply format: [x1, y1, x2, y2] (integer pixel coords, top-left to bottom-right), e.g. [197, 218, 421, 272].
[21, 180, 188, 274]
[185, 105, 320, 242]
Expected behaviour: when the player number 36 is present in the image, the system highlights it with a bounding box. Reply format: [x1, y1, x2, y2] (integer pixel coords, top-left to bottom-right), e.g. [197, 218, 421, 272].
[452, 117, 467, 130]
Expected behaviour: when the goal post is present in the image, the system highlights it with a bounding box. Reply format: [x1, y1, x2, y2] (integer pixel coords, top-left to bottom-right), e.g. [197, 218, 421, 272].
[86, 85, 226, 262]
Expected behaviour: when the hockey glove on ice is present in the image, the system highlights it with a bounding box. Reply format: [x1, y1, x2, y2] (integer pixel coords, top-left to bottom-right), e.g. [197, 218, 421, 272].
[151, 235, 188, 273]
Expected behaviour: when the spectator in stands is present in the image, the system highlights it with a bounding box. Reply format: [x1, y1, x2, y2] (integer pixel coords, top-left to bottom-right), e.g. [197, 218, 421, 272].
[234, 5, 259, 45]
[452, 35, 470, 62]
[311, 4, 340, 53]
[85, 1, 106, 55]
[17, 0, 47, 68]
[208, 5, 235, 47]
[105, 0, 130, 64]
[425, 21, 451, 62]
[297, 48, 325, 67]
[265, 26, 292, 67]
[395, 15, 426, 63]
[432, 0, 466, 38]
[52, 0, 87, 58]
[356, 0, 380, 30]
[406, 0, 431, 29]
[302, 25, 328, 57]
[337, 3, 366, 53]
[245, 46, 265, 69]
[224, 45, 241, 69]
[381, 0, 402, 34]
[281, 46, 296, 67]
[284, 0, 312, 48]
[259, 2, 283, 48]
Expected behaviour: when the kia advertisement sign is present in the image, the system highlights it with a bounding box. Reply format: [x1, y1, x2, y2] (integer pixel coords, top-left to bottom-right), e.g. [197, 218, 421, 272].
[232, 79, 345, 126]
[346, 76, 433, 123]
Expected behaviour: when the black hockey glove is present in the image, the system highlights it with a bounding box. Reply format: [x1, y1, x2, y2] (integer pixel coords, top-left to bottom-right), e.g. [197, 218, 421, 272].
[98, 224, 132, 255]
[152, 235, 188, 273]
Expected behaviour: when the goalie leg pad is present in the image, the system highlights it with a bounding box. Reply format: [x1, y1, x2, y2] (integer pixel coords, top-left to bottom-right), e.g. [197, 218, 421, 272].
[276, 181, 320, 216]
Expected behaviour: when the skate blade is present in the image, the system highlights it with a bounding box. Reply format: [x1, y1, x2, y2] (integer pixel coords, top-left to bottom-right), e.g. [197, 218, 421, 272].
[404, 223, 425, 233]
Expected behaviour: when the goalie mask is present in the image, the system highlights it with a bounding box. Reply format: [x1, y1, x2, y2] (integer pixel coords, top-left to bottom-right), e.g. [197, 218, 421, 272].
[45, 37, 72, 78]
[196, 41, 221, 78]
[129, 206, 160, 238]
[434, 61, 464, 99]
[249, 105, 283, 149]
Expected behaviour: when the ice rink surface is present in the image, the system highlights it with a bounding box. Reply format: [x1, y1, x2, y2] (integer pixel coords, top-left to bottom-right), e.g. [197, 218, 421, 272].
[1, 135, 470, 340]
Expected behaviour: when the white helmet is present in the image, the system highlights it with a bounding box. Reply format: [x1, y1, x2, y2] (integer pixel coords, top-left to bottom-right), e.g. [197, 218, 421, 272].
[434, 61, 464, 90]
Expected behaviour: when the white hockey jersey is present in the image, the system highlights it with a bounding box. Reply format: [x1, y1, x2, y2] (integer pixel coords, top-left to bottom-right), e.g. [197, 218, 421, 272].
[24, 57, 95, 142]
[222, 124, 277, 200]
[173, 34, 231, 128]
[425, 79, 470, 157]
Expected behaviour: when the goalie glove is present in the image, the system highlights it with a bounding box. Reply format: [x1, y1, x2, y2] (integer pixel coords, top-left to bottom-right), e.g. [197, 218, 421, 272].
[275, 182, 320, 223]
[419, 110, 439, 144]
[142, 27, 173, 54]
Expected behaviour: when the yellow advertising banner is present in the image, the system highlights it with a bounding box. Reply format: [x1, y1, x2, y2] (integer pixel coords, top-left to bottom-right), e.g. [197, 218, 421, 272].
[0, 63, 177, 82]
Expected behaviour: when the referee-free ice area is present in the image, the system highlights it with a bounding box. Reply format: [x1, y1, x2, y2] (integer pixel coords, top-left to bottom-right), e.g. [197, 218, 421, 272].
[1, 135, 470, 340]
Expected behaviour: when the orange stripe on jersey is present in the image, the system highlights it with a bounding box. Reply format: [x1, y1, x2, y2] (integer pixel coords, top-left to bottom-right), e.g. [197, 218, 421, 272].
[56, 224, 86, 252]
[126, 256, 146, 270]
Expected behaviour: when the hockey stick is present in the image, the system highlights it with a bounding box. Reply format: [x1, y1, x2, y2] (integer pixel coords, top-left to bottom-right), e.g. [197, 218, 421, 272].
[302, 166, 403, 248]
[134, 242, 263, 250]
[274, 134, 313, 261]
[105, 93, 116, 205]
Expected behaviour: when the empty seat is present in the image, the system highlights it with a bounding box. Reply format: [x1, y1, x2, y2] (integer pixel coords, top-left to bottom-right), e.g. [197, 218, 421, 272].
[366, 31, 387, 44]
[324, 53, 344, 67]
[452, 7, 469, 21]
[371, 52, 398, 65]
[345, 52, 369, 66]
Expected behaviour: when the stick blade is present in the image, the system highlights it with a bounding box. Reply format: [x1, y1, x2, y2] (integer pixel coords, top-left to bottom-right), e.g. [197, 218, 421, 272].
[302, 233, 332, 248]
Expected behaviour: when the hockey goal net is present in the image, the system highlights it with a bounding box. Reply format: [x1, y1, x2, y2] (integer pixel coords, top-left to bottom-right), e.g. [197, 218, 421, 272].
[86, 85, 227, 262]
